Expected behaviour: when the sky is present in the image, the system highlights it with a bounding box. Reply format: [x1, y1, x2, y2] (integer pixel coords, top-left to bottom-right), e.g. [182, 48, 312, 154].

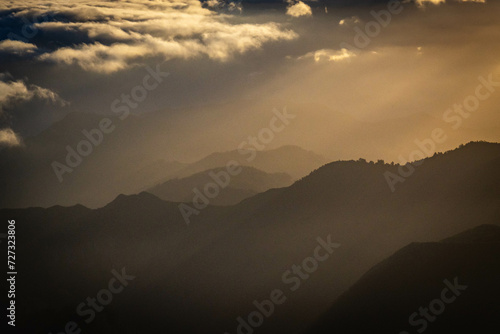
[0, 0, 499, 160]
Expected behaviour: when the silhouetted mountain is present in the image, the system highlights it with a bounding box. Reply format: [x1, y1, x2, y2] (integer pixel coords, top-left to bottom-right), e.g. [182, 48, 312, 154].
[441, 224, 500, 243]
[308, 224, 500, 334]
[148, 166, 292, 205]
[0, 111, 321, 208]
[174, 145, 326, 180]
[1, 142, 499, 334]
[2, 101, 499, 209]
[0, 112, 188, 209]
[120, 159, 188, 194]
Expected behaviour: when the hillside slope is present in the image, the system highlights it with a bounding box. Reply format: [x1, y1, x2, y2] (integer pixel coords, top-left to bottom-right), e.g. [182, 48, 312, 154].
[308, 224, 500, 334]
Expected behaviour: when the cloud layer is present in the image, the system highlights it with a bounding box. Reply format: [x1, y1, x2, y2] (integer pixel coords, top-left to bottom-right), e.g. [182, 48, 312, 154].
[0, 0, 297, 73]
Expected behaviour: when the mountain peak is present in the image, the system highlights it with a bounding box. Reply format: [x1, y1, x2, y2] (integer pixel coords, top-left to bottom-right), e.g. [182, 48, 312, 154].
[104, 192, 164, 209]
[441, 224, 500, 243]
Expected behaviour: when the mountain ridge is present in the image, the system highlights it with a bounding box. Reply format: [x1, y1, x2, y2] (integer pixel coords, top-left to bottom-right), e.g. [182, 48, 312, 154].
[2, 141, 500, 334]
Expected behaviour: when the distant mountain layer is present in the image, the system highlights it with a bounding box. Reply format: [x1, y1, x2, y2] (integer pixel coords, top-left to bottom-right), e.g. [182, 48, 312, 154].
[308, 224, 500, 334]
[1, 142, 500, 334]
[2, 102, 499, 208]
[175, 145, 325, 180]
[0, 109, 324, 208]
[147, 166, 293, 205]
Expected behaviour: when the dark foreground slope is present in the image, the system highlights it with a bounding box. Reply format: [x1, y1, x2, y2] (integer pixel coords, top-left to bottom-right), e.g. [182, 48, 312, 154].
[1, 142, 499, 334]
[309, 224, 500, 334]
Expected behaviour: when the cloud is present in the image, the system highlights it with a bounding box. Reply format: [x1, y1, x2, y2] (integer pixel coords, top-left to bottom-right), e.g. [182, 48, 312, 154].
[0, 128, 21, 147]
[339, 16, 361, 26]
[0, 74, 67, 145]
[0, 0, 298, 73]
[0, 74, 67, 115]
[286, 1, 313, 17]
[415, 0, 486, 7]
[296, 48, 356, 62]
[0, 40, 37, 56]
[415, 0, 446, 5]
[202, 0, 243, 13]
[0, 74, 66, 112]
[37, 23, 297, 73]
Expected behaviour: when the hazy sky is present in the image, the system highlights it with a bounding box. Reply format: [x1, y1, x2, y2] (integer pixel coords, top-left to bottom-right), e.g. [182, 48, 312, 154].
[1, 0, 499, 159]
